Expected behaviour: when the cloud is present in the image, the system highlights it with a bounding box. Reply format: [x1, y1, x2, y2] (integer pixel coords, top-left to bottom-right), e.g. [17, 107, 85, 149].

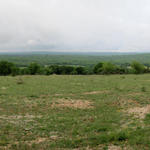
[0, 0, 150, 52]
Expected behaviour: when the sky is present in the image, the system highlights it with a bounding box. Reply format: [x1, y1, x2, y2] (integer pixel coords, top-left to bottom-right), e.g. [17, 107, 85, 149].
[0, 0, 150, 52]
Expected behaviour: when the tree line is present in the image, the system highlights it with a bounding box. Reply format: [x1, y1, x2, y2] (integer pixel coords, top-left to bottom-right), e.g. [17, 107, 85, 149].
[0, 61, 148, 76]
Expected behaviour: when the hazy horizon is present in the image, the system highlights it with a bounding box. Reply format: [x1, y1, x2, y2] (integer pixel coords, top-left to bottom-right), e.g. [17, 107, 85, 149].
[0, 49, 149, 54]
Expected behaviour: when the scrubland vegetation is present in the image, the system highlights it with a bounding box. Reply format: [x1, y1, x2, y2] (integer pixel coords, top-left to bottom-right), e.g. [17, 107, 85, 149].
[0, 75, 150, 149]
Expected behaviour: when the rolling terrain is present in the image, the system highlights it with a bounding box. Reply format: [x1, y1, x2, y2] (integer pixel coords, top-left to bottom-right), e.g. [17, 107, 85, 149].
[0, 52, 150, 67]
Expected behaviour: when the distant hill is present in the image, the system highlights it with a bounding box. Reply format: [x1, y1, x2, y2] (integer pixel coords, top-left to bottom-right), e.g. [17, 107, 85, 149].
[0, 51, 139, 56]
[0, 51, 150, 67]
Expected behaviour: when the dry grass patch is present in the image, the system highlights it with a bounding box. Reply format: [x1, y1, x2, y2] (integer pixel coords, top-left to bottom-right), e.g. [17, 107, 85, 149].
[1, 87, 7, 90]
[0, 115, 42, 124]
[83, 90, 108, 95]
[127, 92, 143, 96]
[54, 93, 75, 97]
[39, 94, 50, 98]
[108, 145, 122, 150]
[51, 99, 94, 109]
[28, 137, 47, 145]
[54, 93, 63, 96]
[111, 98, 140, 108]
[7, 137, 48, 147]
[5, 136, 59, 149]
[108, 145, 133, 150]
[1, 138, 46, 150]
[0, 115, 41, 119]
[127, 105, 150, 119]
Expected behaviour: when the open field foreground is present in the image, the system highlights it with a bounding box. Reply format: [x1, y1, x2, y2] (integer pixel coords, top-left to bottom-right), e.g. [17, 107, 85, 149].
[1, 75, 150, 150]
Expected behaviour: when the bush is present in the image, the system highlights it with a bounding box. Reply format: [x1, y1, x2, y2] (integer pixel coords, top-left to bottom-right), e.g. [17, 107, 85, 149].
[28, 63, 41, 75]
[93, 62, 103, 74]
[141, 86, 146, 92]
[43, 67, 53, 75]
[101, 62, 116, 74]
[75, 67, 86, 75]
[0, 61, 14, 76]
[20, 68, 30, 75]
[131, 61, 145, 74]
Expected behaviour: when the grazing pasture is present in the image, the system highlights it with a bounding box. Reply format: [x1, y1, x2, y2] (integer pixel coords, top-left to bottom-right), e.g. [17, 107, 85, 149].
[0, 75, 150, 149]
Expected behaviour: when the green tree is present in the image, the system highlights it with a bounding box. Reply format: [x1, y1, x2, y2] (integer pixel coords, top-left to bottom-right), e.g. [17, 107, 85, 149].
[11, 66, 20, 76]
[0, 61, 14, 75]
[101, 62, 116, 74]
[20, 68, 30, 75]
[75, 67, 86, 75]
[131, 61, 145, 74]
[93, 62, 103, 74]
[28, 63, 41, 75]
[44, 67, 53, 75]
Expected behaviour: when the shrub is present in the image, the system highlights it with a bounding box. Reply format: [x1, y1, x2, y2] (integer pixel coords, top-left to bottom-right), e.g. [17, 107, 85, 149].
[101, 62, 116, 74]
[141, 86, 146, 92]
[28, 63, 41, 75]
[0, 61, 14, 76]
[11, 66, 19, 76]
[131, 61, 145, 74]
[93, 62, 103, 74]
[75, 67, 86, 75]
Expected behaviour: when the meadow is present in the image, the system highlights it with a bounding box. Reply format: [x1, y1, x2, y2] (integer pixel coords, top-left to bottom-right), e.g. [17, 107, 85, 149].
[0, 74, 150, 149]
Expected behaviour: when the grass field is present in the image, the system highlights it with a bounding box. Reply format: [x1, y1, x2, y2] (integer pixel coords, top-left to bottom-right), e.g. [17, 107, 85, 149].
[0, 75, 150, 149]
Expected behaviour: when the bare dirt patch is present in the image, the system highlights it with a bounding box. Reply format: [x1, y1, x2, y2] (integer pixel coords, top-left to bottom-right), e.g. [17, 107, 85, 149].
[0, 115, 42, 120]
[111, 98, 140, 108]
[54, 93, 63, 96]
[2, 138, 47, 150]
[83, 90, 108, 95]
[108, 145, 122, 150]
[127, 92, 143, 96]
[28, 137, 47, 145]
[54, 93, 75, 97]
[120, 99, 140, 107]
[127, 105, 150, 119]
[1, 87, 7, 90]
[0, 115, 42, 124]
[51, 99, 94, 109]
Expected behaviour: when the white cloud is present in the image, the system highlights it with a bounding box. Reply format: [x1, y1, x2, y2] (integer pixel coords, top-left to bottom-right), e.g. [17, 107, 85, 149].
[0, 0, 150, 52]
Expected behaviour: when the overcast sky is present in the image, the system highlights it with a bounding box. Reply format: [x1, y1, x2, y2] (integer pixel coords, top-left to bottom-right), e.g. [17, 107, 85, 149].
[0, 0, 150, 52]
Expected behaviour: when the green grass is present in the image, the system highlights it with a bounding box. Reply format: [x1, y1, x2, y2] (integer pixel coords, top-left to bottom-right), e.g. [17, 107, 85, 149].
[0, 74, 150, 149]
